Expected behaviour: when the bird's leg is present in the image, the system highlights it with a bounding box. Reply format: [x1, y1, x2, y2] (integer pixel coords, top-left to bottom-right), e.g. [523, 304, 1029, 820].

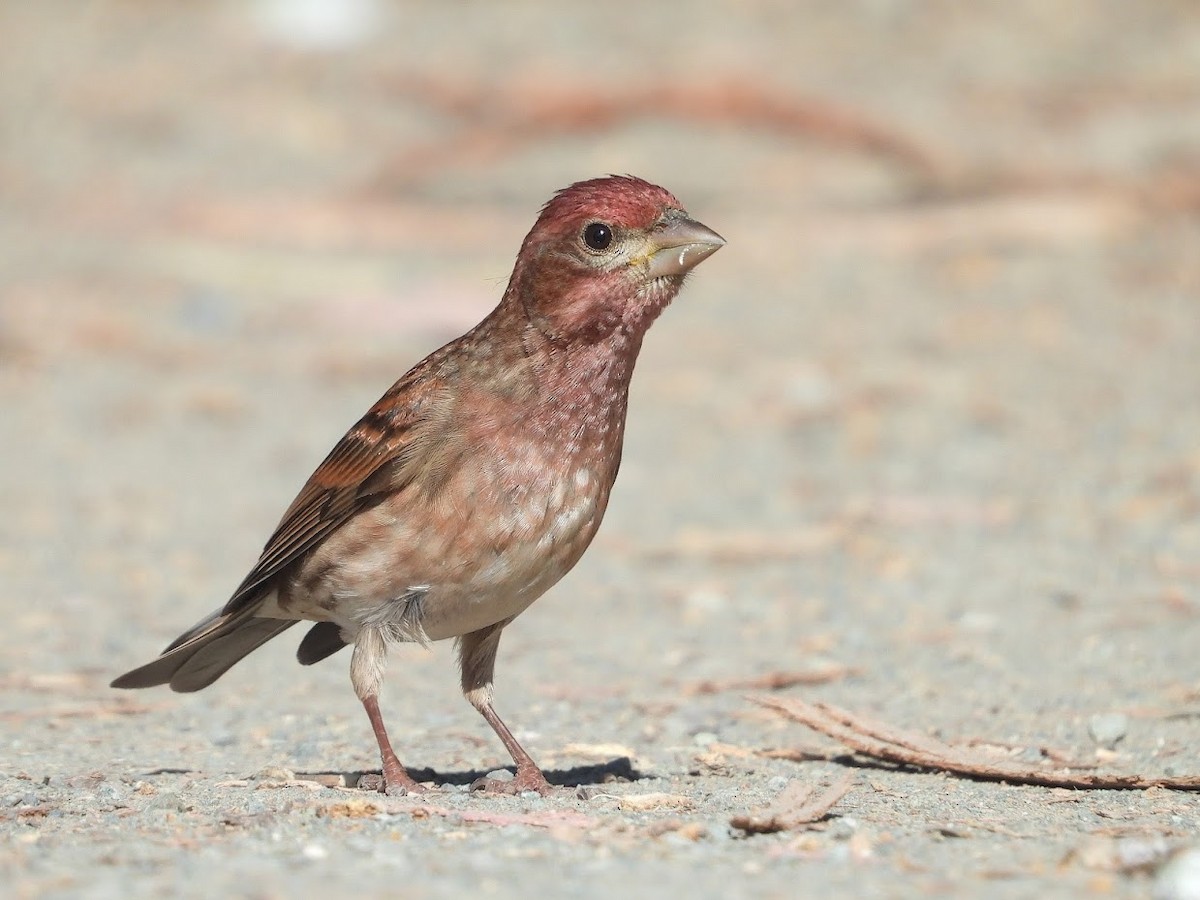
[352, 626, 425, 795]
[360, 694, 425, 795]
[458, 622, 553, 795]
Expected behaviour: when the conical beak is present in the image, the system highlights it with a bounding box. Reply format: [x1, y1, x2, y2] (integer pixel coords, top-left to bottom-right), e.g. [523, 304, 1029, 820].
[645, 214, 726, 279]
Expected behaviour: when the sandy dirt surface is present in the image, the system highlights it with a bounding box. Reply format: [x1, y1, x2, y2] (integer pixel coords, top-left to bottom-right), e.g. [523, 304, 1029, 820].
[3, 2, 1200, 897]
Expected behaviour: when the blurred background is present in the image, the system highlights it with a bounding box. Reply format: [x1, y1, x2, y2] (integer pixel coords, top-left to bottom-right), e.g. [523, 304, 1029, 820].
[2, 0, 1199, 893]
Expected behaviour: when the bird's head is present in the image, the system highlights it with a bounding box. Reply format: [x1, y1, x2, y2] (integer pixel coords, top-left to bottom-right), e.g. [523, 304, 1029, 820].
[509, 175, 724, 344]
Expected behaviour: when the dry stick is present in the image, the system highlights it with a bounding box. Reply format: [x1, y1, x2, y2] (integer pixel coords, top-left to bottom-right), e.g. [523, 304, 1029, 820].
[819, 700, 972, 759]
[755, 696, 1200, 792]
[373, 75, 945, 191]
[761, 722, 1098, 771]
[684, 666, 858, 696]
[373, 74, 1200, 216]
[731, 772, 855, 834]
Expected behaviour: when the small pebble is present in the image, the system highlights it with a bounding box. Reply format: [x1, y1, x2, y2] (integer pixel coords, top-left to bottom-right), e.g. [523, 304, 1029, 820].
[484, 769, 514, 783]
[830, 817, 859, 840]
[148, 791, 187, 812]
[254, 766, 296, 782]
[519, 791, 541, 802]
[301, 844, 328, 861]
[693, 732, 719, 748]
[94, 783, 130, 806]
[1088, 713, 1129, 749]
[356, 773, 384, 792]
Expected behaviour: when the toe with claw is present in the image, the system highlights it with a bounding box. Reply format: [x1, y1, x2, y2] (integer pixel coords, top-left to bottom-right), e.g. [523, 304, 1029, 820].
[470, 765, 555, 796]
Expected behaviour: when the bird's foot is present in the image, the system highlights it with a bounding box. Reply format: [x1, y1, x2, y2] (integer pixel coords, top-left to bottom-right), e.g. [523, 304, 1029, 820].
[385, 777, 428, 797]
[383, 754, 428, 796]
[358, 766, 428, 797]
[470, 765, 554, 796]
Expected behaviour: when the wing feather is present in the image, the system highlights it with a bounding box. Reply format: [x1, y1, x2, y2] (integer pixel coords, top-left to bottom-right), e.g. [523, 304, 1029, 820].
[221, 385, 435, 615]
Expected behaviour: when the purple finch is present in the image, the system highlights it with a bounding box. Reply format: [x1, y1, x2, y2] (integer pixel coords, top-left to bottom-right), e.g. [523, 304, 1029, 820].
[113, 175, 724, 795]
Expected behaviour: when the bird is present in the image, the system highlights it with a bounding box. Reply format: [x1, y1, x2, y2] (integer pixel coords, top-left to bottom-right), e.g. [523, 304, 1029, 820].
[112, 175, 724, 796]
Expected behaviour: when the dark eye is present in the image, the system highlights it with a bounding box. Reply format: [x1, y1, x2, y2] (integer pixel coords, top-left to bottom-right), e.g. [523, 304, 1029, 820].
[582, 222, 613, 251]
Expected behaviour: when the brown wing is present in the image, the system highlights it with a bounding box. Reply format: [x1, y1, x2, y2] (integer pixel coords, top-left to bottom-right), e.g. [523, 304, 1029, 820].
[220, 385, 431, 616]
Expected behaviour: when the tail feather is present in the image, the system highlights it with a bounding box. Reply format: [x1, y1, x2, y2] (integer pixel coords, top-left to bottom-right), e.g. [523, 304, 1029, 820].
[296, 621, 349, 666]
[112, 607, 297, 693]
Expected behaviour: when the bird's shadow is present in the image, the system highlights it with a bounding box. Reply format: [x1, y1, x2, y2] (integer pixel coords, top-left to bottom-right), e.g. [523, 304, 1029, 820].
[320, 756, 643, 791]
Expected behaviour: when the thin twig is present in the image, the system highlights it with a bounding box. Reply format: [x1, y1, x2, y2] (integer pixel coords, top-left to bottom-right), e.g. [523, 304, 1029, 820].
[371, 74, 945, 192]
[684, 666, 857, 696]
[755, 696, 1200, 791]
[730, 772, 855, 834]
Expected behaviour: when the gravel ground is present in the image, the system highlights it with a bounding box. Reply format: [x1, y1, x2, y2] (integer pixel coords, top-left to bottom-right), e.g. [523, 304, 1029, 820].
[3, 2, 1200, 897]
